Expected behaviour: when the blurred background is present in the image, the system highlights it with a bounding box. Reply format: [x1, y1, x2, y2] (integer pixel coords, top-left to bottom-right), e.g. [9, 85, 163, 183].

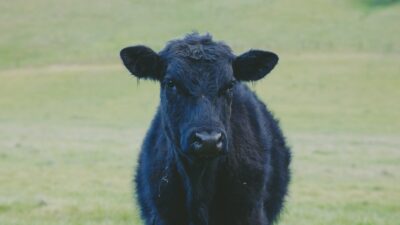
[0, 0, 399, 224]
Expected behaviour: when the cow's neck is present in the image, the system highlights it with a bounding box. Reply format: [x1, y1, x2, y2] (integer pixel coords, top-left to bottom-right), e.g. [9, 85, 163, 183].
[175, 152, 219, 225]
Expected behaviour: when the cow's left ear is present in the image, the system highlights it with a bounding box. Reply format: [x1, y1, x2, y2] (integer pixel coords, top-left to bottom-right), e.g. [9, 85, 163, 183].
[233, 50, 279, 81]
[120, 45, 164, 80]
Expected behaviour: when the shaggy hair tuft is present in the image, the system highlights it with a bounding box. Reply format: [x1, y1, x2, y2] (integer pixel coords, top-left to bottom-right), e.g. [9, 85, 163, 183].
[160, 32, 234, 61]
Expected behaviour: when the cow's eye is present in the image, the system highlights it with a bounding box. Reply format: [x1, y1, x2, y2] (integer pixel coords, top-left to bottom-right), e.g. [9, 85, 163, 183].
[219, 80, 236, 96]
[166, 80, 176, 90]
[165, 79, 191, 96]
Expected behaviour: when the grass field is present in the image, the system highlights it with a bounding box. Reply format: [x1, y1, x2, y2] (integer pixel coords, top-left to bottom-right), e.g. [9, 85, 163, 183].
[0, 1, 399, 225]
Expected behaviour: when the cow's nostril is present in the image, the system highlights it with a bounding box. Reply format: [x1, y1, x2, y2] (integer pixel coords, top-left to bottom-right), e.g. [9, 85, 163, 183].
[192, 135, 203, 150]
[216, 137, 223, 150]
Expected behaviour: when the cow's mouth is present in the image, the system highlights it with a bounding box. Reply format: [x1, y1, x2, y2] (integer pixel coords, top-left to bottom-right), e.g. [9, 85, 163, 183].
[192, 149, 225, 159]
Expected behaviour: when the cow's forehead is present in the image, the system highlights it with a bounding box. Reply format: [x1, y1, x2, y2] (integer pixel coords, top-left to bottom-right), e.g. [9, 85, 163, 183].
[165, 58, 233, 84]
[159, 33, 235, 87]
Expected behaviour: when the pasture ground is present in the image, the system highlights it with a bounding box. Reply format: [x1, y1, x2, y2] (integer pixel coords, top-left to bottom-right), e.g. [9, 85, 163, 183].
[0, 1, 399, 225]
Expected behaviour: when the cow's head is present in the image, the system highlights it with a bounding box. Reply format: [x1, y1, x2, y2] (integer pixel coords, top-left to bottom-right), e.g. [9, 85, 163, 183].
[120, 33, 278, 160]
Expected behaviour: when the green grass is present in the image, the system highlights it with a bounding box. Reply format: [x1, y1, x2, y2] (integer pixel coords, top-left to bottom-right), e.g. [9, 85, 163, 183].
[1, 0, 399, 69]
[0, 0, 399, 225]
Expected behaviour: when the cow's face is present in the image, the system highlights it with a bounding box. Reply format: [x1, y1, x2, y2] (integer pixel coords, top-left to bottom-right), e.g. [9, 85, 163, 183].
[120, 34, 278, 159]
[160, 58, 235, 159]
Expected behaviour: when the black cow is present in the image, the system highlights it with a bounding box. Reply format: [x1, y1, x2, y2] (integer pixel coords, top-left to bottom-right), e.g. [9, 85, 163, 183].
[120, 33, 291, 225]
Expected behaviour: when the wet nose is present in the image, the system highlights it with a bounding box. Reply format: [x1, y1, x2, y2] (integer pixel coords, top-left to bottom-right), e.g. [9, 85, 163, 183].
[191, 131, 224, 158]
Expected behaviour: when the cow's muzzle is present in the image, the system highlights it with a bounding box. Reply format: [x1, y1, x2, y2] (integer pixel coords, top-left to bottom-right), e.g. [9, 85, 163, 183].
[188, 130, 227, 159]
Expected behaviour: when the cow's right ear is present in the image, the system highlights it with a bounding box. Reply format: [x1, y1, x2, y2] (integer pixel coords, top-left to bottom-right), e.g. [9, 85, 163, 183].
[120, 45, 164, 80]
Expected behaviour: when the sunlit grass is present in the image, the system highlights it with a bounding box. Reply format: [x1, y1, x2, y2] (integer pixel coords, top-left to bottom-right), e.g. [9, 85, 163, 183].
[0, 0, 399, 224]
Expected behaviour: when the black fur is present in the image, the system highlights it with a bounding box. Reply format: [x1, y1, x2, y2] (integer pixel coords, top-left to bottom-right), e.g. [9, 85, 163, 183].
[120, 45, 165, 80]
[120, 33, 291, 225]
